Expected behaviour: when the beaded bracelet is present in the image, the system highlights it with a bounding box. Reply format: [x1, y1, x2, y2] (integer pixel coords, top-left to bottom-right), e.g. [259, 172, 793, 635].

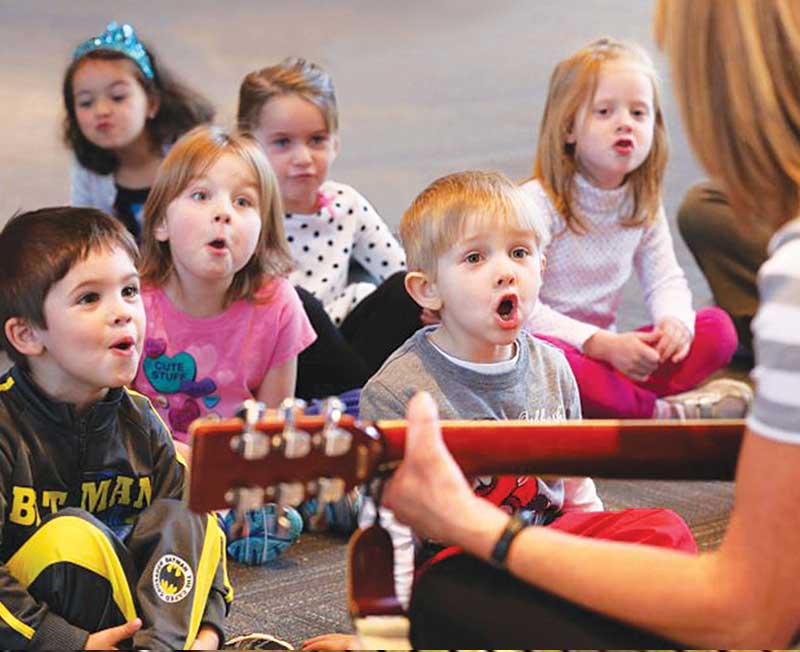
[489, 509, 534, 568]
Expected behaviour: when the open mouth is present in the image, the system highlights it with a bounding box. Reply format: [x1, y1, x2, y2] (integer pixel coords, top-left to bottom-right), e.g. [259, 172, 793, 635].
[614, 138, 634, 154]
[496, 294, 518, 322]
[208, 238, 227, 250]
[110, 338, 135, 352]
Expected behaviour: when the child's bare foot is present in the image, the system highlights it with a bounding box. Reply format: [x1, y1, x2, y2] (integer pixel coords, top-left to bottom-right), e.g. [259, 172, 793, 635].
[302, 632, 357, 650]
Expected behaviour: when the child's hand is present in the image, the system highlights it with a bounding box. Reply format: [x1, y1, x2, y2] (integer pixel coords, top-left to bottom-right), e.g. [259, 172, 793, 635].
[653, 317, 692, 364]
[190, 625, 220, 649]
[302, 632, 358, 649]
[174, 439, 192, 465]
[85, 618, 141, 649]
[585, 330, 660, 381]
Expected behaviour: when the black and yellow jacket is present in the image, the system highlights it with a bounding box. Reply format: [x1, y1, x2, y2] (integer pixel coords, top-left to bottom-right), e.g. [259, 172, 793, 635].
[0, 365, 189, 648]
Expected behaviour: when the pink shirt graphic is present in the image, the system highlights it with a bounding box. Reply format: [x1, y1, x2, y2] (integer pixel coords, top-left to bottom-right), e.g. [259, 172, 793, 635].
[133, 279, 316, 442]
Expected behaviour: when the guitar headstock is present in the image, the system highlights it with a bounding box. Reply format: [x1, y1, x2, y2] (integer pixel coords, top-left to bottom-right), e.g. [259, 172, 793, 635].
[186, 398, 386, 513]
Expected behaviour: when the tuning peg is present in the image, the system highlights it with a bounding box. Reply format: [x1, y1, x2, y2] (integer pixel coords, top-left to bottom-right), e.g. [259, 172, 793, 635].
[303, 477, 347, 532]
[232, 399, 269, 460]
[321, 396, 352, 457]
[274, 481, 305, 536]
[317, 477, 346, 503]
[279, 397, 311, 459]
[224, 486, 266, 513]
[276, 481, 305, 507]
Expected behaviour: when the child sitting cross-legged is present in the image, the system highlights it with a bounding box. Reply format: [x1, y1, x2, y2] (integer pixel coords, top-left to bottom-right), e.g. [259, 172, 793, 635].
[302, 170, 697, 651]
[522, 38, 751, 419]
[0, 207, 230, 650]
[131, 125, 317, 568]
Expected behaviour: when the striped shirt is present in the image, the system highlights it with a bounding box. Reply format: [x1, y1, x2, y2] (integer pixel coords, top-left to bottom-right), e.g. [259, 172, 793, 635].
[747, 217, 800, 442]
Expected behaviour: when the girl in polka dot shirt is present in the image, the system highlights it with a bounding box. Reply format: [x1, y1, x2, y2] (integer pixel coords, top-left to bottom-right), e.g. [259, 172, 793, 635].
[238, 58, 428, 399]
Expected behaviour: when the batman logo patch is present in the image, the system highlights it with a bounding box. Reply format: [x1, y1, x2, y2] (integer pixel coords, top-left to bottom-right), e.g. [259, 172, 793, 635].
[152, 554, 194, 603]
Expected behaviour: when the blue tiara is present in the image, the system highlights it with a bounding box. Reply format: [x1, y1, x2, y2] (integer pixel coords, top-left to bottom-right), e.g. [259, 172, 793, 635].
[73, 21, 154, 80]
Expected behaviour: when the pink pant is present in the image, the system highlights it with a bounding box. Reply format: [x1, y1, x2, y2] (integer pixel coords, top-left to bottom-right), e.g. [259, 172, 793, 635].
[537, 306, 737, 418]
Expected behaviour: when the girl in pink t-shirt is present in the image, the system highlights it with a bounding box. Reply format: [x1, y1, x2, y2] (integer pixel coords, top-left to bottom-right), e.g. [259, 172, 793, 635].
[132, 125, 316, 451]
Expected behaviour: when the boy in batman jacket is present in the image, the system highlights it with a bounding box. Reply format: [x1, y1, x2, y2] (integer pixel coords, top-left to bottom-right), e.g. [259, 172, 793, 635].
[0, 207, 231, 650]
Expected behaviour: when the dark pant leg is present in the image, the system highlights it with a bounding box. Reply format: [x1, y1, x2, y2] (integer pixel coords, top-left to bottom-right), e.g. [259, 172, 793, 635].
[126, 499, 231, 651]
[12, 509, 139, 646]
[295, 286, 370, 399]
[677, 180, 772, 363]
[409, 553, 684, 648]
[339, 272, 423, 377]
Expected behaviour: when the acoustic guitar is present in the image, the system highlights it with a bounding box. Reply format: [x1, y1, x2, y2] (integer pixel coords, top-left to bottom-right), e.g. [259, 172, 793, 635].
[186, 397, 744, 638]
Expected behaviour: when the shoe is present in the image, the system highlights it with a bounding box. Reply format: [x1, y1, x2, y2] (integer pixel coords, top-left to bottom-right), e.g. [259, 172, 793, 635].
[299, 489, 362, 535]
[224, 504, 303, 565]
[663, 378, 753, 419]
[223, 632, 293, 649]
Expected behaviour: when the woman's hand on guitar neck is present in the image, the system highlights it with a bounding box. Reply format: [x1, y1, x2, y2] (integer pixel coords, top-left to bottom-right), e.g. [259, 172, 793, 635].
[382, 392, 508, 559]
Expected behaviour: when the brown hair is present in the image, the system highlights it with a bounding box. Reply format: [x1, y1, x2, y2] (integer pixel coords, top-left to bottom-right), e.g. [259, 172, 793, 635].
[533, 37, 668, 233]
[237, 57, 338, 134]
[654, 0, 800, 228]
[0, 207, 139, 369]
[139, 125, 292, 304]
[63, 46, 215, 175]
[400, 170, 548, 277]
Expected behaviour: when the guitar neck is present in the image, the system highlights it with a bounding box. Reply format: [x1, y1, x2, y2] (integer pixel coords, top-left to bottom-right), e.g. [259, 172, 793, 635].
[374, 419, 745, 480]
[186, 416, 747, 513]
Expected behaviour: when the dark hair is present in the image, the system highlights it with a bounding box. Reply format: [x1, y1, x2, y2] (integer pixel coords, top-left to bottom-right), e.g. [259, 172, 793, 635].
[62, 46, 215, 175]
[0, 207, 139, 368]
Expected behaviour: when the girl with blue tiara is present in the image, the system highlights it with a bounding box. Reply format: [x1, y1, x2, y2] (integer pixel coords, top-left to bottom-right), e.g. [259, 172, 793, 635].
[62, 21, 214, 241]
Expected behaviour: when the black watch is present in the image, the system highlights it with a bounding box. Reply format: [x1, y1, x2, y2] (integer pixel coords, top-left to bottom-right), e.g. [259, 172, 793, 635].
[489, 509, 534, 568]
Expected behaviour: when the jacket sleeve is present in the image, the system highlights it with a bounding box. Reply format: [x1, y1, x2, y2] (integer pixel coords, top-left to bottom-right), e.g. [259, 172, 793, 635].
[140, 399, 186, 501]
[0, 428, 89, 650]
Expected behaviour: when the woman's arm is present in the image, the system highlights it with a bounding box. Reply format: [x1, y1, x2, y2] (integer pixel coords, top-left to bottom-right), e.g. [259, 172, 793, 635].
[385, 393, 800, 647]
[502, 431, 800, 646]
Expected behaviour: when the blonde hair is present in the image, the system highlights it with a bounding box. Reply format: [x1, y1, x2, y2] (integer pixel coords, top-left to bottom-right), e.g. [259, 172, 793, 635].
[400, 170, 548, 277]
[654, 0, 800, 228]
[140, 125, 292, 303]
[533, 37, 668, 233]
[237, 57, 338, 134]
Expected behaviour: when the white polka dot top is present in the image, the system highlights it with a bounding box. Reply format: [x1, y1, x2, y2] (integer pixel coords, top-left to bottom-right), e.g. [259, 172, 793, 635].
[522, 175, 695, 350]
[285, 180, 406, 325]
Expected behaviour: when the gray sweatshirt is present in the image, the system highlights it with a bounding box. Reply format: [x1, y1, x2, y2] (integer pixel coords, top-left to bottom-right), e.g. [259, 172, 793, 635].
[359, 327, 601, 606]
